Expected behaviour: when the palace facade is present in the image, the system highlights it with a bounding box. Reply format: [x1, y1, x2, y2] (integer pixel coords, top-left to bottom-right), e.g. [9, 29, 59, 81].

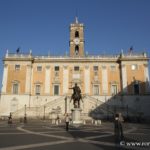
[0, 18, 150, 120]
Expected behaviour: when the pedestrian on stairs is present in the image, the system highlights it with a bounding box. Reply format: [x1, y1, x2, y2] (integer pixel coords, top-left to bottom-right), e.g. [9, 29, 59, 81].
[65, 114, 69, 131]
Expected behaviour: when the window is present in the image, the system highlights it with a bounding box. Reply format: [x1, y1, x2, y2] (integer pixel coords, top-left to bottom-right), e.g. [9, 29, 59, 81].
[54, 85, 59, 95]
[110, 65, 116, 71]
[131, 64, 138, 70]
[93, 66, 98, 76]
[134, 83, 139, 95]
[75, 31, 79, 38]
[94, 71, 98, 76]
[13, 83, 19, 94]
[35, 85, 41, 95]
[37, 66, 42, 71]
[93, 85, 99, 95]
[102, 66, 106, 69]
[15, 65, 20, 70]
[55, 71, 59, 76]
[111, 85, 117, 95]
[93, 66, 98, 71]
[75, 45, 79, 55]
[55, 66, 59, 71]
[74, 66, 79, 71]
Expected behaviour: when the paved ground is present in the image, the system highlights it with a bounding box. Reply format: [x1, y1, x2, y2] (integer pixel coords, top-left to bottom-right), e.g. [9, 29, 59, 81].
[0, 120, 150, 150]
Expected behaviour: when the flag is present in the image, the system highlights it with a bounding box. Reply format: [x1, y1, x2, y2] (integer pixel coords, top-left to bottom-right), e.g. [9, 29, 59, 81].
[16, 47, 20, 53]
[129, 46, 133, 53]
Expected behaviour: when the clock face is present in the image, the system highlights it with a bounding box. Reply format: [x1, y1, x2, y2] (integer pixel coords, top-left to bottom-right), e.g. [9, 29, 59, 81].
[74, 38, 80, 45]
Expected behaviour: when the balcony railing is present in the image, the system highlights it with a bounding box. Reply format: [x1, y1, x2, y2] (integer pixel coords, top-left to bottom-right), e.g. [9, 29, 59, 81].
[5, 52, 148, 60]
[6, 53, 32, 58]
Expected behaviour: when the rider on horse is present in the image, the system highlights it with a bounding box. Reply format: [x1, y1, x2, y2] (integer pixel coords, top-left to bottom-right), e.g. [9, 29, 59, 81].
[69, 83, 82, 108]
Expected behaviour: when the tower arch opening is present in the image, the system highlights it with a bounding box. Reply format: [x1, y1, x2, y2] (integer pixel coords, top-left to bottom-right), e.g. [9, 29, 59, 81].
[75, 45, 79, 55]
[75, 31, 79, 38]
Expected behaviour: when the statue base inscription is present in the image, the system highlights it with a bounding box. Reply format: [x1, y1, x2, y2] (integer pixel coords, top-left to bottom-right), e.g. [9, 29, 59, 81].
[71, 108, 82, 124]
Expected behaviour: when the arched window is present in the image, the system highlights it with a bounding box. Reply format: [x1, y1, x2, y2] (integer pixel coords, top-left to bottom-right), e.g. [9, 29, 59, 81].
[12, 80, 19, 94]
[75, 45, 79, 55]
[75, 31, 79, 38]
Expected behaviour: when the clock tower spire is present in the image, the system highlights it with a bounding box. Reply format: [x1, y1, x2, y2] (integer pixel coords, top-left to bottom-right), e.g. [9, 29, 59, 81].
[69, 17, 84, 57]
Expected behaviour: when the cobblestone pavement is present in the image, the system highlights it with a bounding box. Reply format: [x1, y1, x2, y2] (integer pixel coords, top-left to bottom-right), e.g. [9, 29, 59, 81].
[0, 120, 150, 150]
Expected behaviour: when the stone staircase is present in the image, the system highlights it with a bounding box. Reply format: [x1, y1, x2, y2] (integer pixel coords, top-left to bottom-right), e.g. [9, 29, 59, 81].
[86, 95, 137, 119]
[12, 95, 138, 120]
[12, 107, 39, 118]
[12, 96, 66, 118]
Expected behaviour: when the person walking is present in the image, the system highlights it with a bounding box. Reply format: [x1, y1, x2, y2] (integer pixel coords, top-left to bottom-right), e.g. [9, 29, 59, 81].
[114, 113, 120, 143]
[114, 113, 124, 144]
[65, 114, 69, 131]
[8, 113, 12, 124]
[118, 113, 124, 140]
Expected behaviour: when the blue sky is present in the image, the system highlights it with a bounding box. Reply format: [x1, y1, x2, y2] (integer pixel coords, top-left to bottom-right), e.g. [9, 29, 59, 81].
[0, 0, 150, 88]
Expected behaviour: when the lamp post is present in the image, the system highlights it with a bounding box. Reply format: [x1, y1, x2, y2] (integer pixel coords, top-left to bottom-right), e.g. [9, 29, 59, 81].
[43, 105, 46, 120]
[112, 93, 115, 114]
[24, 104, 27, 123]
[24, 104, 26, 116]
[36, 96, 38, 117]
[65, 96, 67, 114]
[29, 94, 31, 108]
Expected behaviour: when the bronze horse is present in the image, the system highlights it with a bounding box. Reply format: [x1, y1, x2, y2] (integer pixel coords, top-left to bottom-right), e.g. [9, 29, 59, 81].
[70, 83, 83, 108]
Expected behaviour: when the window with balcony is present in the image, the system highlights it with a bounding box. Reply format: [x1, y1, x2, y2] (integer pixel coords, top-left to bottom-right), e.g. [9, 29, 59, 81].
[94, 71, 98, 76]
[37, 66, 42, 71]
[111, 85, 118, 95]
[93, 66, 98, 71]
[35, 85, 41, 95]
[12, 83, 19, 94]
[54, 85, 59, 95]
[93, 85, 100, 95]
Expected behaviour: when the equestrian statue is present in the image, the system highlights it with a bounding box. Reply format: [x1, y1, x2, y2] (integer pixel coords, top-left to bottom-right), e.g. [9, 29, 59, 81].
[69, 83, 83, 108]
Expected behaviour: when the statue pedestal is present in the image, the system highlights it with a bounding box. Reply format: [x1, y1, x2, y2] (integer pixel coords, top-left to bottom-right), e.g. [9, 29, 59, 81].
[71, 108, 82, 124]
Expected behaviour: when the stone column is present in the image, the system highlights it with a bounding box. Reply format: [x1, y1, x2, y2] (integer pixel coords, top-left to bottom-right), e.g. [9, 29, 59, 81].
[102, 66, 108, 94]
[121, 64, 127, 93]
[25, 65, 32, 94]
[84, 65, 90, 94]
[1, 64, 8, 93]
[63, 65, 69, 95]
[144, 64, 150, 93]
[45, 66, 51, 94]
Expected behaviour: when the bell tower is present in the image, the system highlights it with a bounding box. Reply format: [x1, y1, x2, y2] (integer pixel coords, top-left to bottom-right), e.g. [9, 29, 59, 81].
[69, 17, 84, 57]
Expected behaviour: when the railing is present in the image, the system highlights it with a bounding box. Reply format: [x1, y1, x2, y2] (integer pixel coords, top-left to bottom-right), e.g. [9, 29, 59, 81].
[6, 53, 32, 58]
[5, 52, 148, 59]
[122, 52, 147, 58]
[41, 96, 65, 108]
[34, 55, 120, 59]
[12, 106, 39, 116]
